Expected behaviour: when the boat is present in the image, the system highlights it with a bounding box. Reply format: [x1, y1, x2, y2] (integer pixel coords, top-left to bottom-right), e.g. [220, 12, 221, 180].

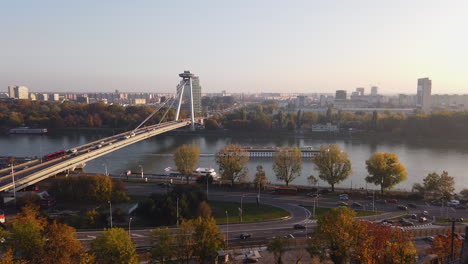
[164, 167, 220, 180]
[9, 127, 48, 135]
[241, 146, 319, 158]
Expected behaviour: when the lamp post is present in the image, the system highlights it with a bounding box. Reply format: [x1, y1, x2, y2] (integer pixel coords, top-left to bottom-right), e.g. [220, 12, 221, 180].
[139, 165, 144, 179]
[102, 163, 108, 176]
[11, 164, 16, 206]
[225, 210, 229, 248]
[176, 196, 179, 227]
[240, 195, 245, 223]
[128, 217, 133, 237]
[446, 218, 463, 260]
[108, 200, 113, 228]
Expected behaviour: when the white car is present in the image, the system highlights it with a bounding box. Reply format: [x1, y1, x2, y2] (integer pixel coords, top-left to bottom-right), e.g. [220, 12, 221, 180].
[339, 194, 349, 201]
[447, 200, 460, 207]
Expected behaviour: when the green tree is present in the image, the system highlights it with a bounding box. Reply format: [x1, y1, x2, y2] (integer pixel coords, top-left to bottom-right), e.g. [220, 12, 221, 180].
[150, 228, 174, 264]
[174, 144, 200, 183]
[192, 217, 225, 263]
[254, 165, 268, 190]
[273, 147, 302, 186]
[215, 144, 249, 185]
[267, 237, 288, 264]
[423, 171, 455, 198]
[365, 152, 407, 194]
[90, 228, 138, 264]
[312, 145, 352, 192]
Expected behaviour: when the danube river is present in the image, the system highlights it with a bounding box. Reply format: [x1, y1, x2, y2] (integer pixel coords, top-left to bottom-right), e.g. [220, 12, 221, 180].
[1, 132, 468, 191]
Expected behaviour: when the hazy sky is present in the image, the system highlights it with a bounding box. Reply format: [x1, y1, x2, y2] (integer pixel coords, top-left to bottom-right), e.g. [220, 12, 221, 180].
[1, 0, 467, 94]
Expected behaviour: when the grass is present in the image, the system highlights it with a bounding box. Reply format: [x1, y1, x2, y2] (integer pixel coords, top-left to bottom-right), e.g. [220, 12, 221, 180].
[304, 206, 382, 219]
[209, 200, 290, 224]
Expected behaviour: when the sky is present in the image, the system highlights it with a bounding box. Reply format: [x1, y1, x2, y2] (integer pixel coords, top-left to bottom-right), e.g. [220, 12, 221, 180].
[1, 0, 467, 94]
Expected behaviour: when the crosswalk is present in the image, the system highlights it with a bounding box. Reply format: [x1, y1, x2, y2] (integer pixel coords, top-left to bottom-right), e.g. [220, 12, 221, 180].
[302, 219, 317, 224]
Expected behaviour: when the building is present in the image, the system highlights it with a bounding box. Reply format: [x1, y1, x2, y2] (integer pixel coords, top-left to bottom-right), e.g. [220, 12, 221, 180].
[371, 86, 378, 96]
[7, 86, 29, 99]
[335, 90, 347, 100]
[417, 78, 432, 112]
[51, 93, 60, 101]
[182, 75, 202, 113]
[76, 96, 89, 103]
[312, 123, 339, 132]
[356, 87, 365, 96]
[29, 93, 37, 101]
[132, 98, 147, 105]
[37, 93, 49, 101]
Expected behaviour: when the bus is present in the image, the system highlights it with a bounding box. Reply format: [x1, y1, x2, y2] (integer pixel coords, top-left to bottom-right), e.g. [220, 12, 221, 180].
[272, 187, 298, 195]
[44, 150, 66, 161]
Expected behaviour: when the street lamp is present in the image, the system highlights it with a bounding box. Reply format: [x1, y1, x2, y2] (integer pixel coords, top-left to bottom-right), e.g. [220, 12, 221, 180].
[102, 163, 108, 176]
[108, 200, 113, 228]
[128, 217, 133, 237]
[446, 217, 464, 260]
[139, 165, 144, 179]
[240, 195, 245, 223]
[176, 196, 179, 227]
[11, 164, 16, 206]
[225, 210, 229, 249]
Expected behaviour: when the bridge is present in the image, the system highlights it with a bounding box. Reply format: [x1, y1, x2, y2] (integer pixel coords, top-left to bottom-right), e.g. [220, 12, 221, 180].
[0, 71, 242, 194]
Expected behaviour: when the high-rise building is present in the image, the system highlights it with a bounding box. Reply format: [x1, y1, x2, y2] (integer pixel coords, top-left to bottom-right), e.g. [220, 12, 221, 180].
[37, 93, 49, 101]
[7, 86, 29, 99]
[356, 87, 365, 96]
[52, 93, 60, 101]
[182, 75, 202, 113]
[417, 78, 432, 112]
[335, 90, 347, 100]
[371, 86, 378, 96]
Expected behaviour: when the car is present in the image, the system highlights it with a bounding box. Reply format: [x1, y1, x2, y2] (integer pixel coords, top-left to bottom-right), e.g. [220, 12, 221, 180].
[376, 199, 387, 204]
[108, 142, 113, 146]
[240, 233, 252, 239]
[307, 192, 320, 198]
[397, 205, 408, 210]
[339, 194, 349, 201]
[447, 200, 460, 207]
[294, 224, 306, 230]
[0, 210, 5, 224]
[130, 132, 136, 137]
[424, 236, 434, 243]
[351, 202, 363, 208]
[337, 201, 348, 206]
[430, 200, 443, 206]
[387, 199, 398, 204]
[423, 210, 429, 216]
[419, 217, 428, 223]
[67, 148, 77, 154]
[456, 204, 468, 209]
[96, 144, 102, 149]
[410, 214, 417, 219]
[408, 203, 418, 208]
[400, 221, 415, 227]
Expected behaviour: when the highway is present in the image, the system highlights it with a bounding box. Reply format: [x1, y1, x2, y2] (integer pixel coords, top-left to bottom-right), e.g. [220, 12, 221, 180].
[0, 120, 192, 192]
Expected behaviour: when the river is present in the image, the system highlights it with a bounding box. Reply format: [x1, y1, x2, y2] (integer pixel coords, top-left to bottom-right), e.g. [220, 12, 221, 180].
[1, 131, 468, 191]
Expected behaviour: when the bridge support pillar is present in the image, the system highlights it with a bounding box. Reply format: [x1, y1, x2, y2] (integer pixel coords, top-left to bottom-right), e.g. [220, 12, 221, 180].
[178, 71, 196, 131]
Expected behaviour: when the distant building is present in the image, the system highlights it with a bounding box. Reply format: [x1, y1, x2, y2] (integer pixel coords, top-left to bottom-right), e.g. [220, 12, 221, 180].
[335, 90, 347, 100]
[356, 87, 365, 96]
[52, 93, 60, 101]
[29, 93, 37, 101]
[76, 96, 89, 103]
[7, 86, 29, 99]
[37, 93, 49, 101]
[417, 78, 432, 112]
[132, 98, 147, 105]
[312, 123, 339, 132]
[371, 86, 378, 96]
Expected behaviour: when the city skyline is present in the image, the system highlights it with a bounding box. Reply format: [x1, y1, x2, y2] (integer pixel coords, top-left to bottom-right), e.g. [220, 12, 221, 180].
[1, 0, 467, 94]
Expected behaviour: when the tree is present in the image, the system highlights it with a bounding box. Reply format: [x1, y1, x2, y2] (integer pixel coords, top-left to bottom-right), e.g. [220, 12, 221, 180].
[174, 220, 195, 263]
[254, 165, 268, 190]
[429, 232, 463, 259]
[204, 119, 219, 130]
[8, 205, 47, 262]
[267, 237, 288, 264]
[365, 152, 407, 194]
[150, 228, 174, 264]
[42, 221, 84, 264]
[192, 217, 225, 263]
[273, 148, 302, 186]
[197, 201, 213, 218]
[312, 145, 352, 192]
[215, 144, 249, 185]
[382, 228, 417, 264]
[423, 171, 455, 198]
[90, 228, 138, 264]
[460, 189, 468, 200]
[0, 249, 28, 264]
[174, 144, 200, 183]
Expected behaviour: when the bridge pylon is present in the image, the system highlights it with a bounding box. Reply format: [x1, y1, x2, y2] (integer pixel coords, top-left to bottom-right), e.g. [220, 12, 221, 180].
[175, 70, 196, 130]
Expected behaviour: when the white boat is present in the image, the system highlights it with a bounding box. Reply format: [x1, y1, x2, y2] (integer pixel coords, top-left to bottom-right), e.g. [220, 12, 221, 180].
[164, 167, 219, 180]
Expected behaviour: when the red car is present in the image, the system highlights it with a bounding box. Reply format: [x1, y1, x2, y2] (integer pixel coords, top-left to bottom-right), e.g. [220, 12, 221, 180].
[387, 199, 398, 204]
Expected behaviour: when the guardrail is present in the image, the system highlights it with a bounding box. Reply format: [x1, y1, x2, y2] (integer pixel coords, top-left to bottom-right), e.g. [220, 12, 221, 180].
[0, 121, 190, 192]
